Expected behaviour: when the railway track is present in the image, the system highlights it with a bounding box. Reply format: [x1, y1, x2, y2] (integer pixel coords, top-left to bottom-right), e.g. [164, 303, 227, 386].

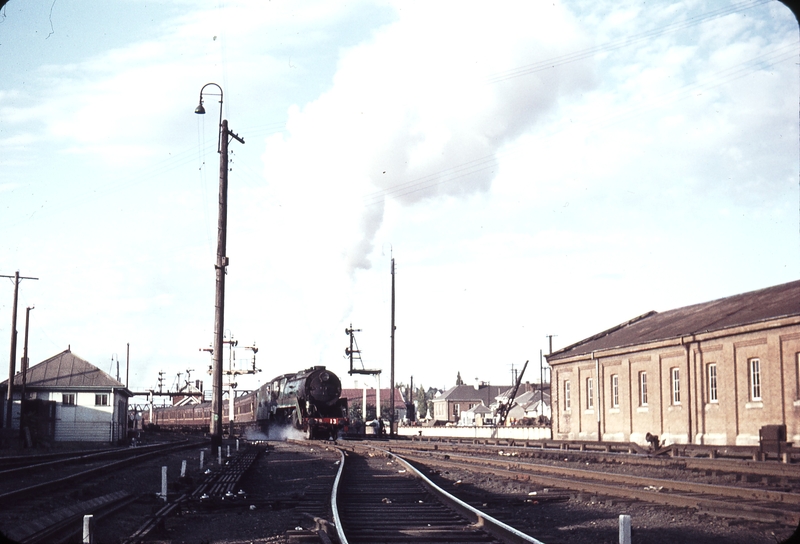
[402, 438, 800, 480]
[0, 438, 203, 503]
[332, 445, 544, 543]
[385, 442, 800, 527]
[122, 445, 263, 544]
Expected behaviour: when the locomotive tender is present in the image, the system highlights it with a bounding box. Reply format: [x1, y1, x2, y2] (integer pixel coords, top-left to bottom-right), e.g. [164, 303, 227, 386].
[143, 366, 348, 440]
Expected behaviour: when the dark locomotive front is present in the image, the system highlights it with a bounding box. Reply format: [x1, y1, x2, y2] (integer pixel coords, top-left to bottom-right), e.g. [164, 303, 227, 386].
[257, 366, 348, 439]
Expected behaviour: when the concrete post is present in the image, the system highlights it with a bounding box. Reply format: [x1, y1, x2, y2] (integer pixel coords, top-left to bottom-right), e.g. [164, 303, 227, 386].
[181, 460, 187, 478]
[82, 514, 94, 544]
[161, 466, 168, 501]
[218, 446, 222, 465]
[200, 451, 205, 470]
[619, 514, 631, 544]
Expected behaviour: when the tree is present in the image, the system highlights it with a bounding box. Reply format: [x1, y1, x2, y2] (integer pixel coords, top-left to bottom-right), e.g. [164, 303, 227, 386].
[456, 372, 465, 386]
[415, 386, 428, 419]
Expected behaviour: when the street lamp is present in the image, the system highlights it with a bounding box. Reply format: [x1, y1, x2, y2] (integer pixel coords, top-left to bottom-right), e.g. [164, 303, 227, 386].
[195, 83, 245, 451]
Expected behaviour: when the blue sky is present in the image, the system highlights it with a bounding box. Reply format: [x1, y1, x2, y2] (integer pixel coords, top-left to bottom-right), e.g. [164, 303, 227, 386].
[1, 0, 798, 396]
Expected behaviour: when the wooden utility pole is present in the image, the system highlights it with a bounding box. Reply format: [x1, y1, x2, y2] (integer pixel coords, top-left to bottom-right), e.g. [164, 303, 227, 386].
[2, 271, 38, 429]
[389, 258, 396, 437]
[210, 119, 245, 451]
[19, 305, 33, 440]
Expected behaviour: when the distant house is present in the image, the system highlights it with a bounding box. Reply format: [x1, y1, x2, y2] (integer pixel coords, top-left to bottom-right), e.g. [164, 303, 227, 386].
[340, 387, 406, 421]
[432, 383, 509, 423]
[0, 349, 133, 443]
[499, 385, 551, 424]
[459, 403, 493, 426]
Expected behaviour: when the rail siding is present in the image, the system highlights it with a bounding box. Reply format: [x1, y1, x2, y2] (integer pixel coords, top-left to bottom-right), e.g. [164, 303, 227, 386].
[398, 425, 551, 441]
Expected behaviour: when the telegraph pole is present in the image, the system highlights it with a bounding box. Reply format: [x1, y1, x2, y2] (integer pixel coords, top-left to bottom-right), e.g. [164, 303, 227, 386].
[2, 271, 38, 429]
[195, 83, 245, 452]
[389, 257, 396, 437]
[19, 305, 33, 441]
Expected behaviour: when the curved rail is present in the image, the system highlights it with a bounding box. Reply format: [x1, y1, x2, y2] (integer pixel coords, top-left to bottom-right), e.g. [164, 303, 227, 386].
[385, 449, 544, 544]
[331, 444, 544, 544]
[331, 448, 347, 544]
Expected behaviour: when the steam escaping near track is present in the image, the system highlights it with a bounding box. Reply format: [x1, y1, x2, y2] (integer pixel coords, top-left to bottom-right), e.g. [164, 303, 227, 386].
[243, 429, 269, 441]
[244, 426, 306, 441]
[269, 426, 306, 441]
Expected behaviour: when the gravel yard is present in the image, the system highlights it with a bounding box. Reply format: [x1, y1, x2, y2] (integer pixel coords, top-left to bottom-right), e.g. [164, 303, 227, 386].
[2, 439, 798, 544]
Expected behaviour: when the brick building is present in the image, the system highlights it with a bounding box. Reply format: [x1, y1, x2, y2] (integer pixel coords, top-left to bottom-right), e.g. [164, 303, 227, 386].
[546, 280, 800, 447]
[432, 383, 508, 423]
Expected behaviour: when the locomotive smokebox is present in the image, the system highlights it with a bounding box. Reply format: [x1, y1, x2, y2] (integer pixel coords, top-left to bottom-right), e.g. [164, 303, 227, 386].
[304, 367, 342, 408]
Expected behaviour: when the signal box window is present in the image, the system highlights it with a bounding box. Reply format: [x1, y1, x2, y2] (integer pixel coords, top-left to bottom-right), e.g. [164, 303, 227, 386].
[564, 380, 571, 410]
[62, 394, 76, 405]
[95, 394, 109, 406]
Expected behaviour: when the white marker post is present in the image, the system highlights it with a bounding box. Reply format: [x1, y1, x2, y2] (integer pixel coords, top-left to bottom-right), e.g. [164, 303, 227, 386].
[82, 514, 94, 544]
[200, 451, 205, 470]
[181, 460, 187, 478]
[619, 514, 631, 544]
[161, 466, 168, 502]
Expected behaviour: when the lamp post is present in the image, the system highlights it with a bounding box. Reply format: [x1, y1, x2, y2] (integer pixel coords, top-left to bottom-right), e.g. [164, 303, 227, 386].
[195, 83, 245, 451]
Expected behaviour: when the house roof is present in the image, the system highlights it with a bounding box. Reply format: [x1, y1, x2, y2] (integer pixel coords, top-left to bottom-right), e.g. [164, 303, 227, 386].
[0, 349, 130, 393]
[512, 390, 550, 406]
[547, 279, 800, 362]
[464, 404, 492, 414]
[437, 384, 509, 403]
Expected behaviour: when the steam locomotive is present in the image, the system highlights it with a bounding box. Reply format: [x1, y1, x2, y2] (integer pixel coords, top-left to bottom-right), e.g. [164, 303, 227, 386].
[142, 366, 349, 440]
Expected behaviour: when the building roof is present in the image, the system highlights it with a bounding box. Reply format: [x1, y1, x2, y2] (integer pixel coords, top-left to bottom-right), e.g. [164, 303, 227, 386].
[340, 388, 405, 405]
[464, 403, 492, 414]
[437, 384, 509, 404]
[548, 279, 800, 362]
[0, 349, 130, 393]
